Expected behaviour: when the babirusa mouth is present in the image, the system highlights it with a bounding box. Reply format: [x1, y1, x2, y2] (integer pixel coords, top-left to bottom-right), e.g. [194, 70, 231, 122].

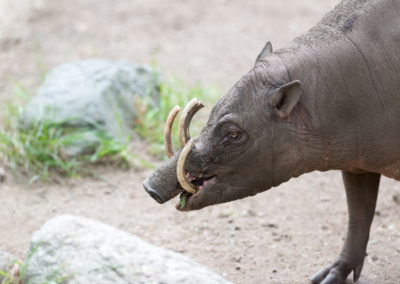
[186, 173, 216, 188]
[177, 174, 216, 210]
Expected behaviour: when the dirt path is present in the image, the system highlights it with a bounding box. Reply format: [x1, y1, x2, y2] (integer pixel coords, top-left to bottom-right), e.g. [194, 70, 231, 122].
[1, 1, 399, 283]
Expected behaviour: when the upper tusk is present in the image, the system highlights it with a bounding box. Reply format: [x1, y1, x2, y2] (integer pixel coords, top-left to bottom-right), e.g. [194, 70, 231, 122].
[164, 105, 180, 158]
[179, 98, 204, 147]
[176, 138, 198, 194]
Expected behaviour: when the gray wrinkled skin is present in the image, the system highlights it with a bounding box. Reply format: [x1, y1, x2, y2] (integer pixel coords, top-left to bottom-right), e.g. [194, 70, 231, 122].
[144, 0, 400, 283]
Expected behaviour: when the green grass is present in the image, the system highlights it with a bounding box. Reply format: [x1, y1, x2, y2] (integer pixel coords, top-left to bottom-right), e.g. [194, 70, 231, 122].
[0, 118, 132, 182]
[0, 75, 219, 182]
[0, 85, 139, 182]
[134, 76, 219, 157]
[0, 243, 69, 284]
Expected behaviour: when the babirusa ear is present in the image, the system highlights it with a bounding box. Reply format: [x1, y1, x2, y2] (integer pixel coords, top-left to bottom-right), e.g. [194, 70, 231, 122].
[269, 80, 301, 118]
[255, 41, 273, 63]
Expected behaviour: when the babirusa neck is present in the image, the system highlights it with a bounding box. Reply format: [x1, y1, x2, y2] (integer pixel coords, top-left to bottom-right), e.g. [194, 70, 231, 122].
[274, 46, 360, 176]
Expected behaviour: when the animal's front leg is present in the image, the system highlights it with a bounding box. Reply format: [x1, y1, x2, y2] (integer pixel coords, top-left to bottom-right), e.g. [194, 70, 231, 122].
[311, 171, 380, 284]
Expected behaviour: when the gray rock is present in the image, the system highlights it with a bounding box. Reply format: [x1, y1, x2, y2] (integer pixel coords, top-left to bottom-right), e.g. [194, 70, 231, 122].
[20, 59, 160, 156]
[23, 215, 231, 284]
[58, 130, 104, 158]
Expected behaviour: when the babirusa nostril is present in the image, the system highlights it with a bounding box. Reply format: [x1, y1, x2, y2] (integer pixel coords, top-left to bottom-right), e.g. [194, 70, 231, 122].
[143, 178, 166, 204]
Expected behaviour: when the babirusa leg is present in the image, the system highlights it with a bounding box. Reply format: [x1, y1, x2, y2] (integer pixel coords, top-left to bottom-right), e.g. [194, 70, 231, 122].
[311, 171, 380, 284]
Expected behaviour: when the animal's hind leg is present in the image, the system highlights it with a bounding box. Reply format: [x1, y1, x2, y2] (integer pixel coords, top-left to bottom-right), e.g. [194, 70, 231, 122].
[311, 171, 380, 284]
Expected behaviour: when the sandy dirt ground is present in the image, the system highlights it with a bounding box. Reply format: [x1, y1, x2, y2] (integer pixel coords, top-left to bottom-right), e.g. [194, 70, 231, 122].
[0, 0, 399, 283]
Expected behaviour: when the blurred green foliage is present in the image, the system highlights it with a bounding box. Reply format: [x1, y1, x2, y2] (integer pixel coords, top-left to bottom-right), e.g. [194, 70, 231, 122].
[0, 74, 219, 182]
[134, 75, 219, 158]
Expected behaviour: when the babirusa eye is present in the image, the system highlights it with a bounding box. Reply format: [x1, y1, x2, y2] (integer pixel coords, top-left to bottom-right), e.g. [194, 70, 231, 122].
[227, 131, 242, 140]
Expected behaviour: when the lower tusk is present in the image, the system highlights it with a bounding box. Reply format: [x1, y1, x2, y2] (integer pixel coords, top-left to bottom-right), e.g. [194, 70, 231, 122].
[164, 105, 180, 158]
[176, 139, 198, 194]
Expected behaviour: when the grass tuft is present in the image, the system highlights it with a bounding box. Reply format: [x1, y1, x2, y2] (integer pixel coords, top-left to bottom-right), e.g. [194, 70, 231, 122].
[0, 243, 69, 284]
[0, 85, 135, 182]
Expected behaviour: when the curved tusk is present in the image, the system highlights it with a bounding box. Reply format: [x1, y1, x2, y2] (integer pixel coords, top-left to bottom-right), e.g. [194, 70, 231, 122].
[179, 98, 204, 147]
[176, 138, 198, 194]
[164, 105, 180, 158]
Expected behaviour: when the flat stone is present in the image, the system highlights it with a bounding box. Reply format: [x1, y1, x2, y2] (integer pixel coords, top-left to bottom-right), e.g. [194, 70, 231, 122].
[23, 215, 231, 284]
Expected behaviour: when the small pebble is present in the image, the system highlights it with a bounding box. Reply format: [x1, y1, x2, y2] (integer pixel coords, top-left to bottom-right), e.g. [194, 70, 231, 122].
[232, 256, 242, 263]
[263, 223, 278, 229]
